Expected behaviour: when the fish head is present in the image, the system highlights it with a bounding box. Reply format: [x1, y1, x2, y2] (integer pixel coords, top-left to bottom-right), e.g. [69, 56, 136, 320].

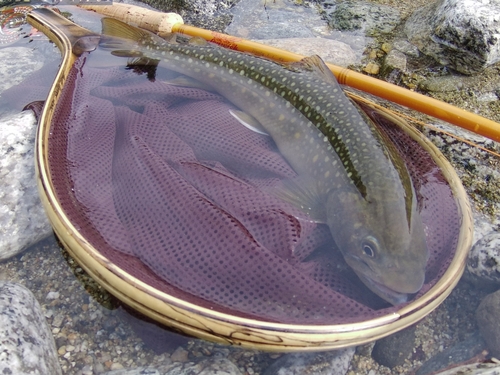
[326, 187, 429, 305]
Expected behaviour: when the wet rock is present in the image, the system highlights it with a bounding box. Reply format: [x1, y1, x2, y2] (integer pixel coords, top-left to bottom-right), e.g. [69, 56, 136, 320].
[393, 40, 420, 58]
[405, 0, 500, 75]
[256, 38, 357, 67]
[372, 325, 416, 368]
[414, 333, 486, 375]
[467, 231, 500, 289]
[321, 0, 401, 36]
[476, 289, 500, 357]
[0, 111, 52, 260]
[0, 281, 62, 375]
[382, 49, 407, 77]
[262, 347, 354, 375]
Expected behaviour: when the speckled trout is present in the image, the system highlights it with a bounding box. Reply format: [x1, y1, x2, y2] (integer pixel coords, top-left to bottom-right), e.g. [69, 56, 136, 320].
[60, 13, 430, 304]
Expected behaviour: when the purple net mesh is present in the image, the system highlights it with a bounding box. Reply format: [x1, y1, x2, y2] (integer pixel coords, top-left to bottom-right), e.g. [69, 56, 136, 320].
[44, 52, 461, 325]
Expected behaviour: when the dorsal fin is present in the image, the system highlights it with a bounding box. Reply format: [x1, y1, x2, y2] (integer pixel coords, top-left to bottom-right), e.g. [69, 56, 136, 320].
[101, 17, 153, 42]
[285, 55, 338, 85]
[188, 36, 208, 46]
[298, 55, 338, 85]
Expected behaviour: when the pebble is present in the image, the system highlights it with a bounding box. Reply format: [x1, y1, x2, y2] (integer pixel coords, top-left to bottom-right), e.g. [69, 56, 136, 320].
[262, 348, 355, 375]
[476, 289, 500, 357]
[170, 347, 190, 363]
[467, 231, 500, 289]
[363, 62, 380, 75]
[404, 0, 500, 74]
[0, 281, 62, 375]
[0, 111, 52, 260]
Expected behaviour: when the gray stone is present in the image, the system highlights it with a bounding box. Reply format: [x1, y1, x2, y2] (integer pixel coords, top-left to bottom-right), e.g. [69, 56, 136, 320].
[405, 0, 500, 75]
[382, 49, 407, 77]
[393, 40, 420, 58]
[0, 281, 62, 375]
[0, 111, 52, 260]
[372, 326, 416, 368]
[476, 289, 500, 357]
[255, 38, 357, 67]
[414, 333, 486, 375]
[418, 76, 467, 92]
[262, 348, 354, 375]
[324, 1, 401, 36]
[467, 231, 500, 289]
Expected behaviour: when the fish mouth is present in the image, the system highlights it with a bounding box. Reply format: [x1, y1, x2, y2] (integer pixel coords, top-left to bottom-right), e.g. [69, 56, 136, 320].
[356, 273, 410, 305]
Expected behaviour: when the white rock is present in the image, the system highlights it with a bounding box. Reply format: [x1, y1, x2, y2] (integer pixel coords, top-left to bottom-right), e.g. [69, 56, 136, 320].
[467, 231, 500, 287]
[405, 0, 500, 74]
[0, 281, 62, 375]
[0, 111, 52, 260]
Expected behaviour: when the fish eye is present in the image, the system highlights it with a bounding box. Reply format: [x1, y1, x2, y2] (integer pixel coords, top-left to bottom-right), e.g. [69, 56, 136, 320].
[361, 237, 378, 258]
[362, 244, 375, 257]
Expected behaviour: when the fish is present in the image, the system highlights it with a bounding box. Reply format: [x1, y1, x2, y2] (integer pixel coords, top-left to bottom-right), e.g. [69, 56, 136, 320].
[96, 17, 429, 305]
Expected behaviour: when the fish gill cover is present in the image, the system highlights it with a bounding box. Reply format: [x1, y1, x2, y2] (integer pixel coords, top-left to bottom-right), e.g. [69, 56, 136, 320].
[39, 31, 461, 324]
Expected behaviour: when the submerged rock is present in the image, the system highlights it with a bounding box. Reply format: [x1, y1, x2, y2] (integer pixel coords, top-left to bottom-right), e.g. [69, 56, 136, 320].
[262, 348, 354, 375]
[0, 111, 52, 260]
[226, 0, 326, 39]
[476, 289, 500, 357]
[256, 38, 357, 67]
[0, 281, 62, 375]
[372, 325, 416, 368]
[414, 333, 486, 375]
[405, 0, 500, 75]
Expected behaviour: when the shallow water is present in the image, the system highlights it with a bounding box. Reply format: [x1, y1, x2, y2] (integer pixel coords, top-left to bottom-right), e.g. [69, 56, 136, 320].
[0, 3, 499, 375]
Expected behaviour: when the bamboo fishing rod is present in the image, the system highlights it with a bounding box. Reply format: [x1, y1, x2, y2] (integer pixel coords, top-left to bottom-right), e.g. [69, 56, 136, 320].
[80, 3, 500, 143]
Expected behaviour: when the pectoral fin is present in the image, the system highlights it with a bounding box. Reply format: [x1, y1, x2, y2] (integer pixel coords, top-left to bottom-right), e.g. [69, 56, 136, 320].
[229, 109, 269, 136]
[165, 75, 215, 91]
[271, 176, 327, 223]
[286, 55, 339, 86]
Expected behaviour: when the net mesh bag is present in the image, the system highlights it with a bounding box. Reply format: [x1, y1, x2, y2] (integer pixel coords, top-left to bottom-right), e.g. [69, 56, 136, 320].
[42, 51, 461, 325]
